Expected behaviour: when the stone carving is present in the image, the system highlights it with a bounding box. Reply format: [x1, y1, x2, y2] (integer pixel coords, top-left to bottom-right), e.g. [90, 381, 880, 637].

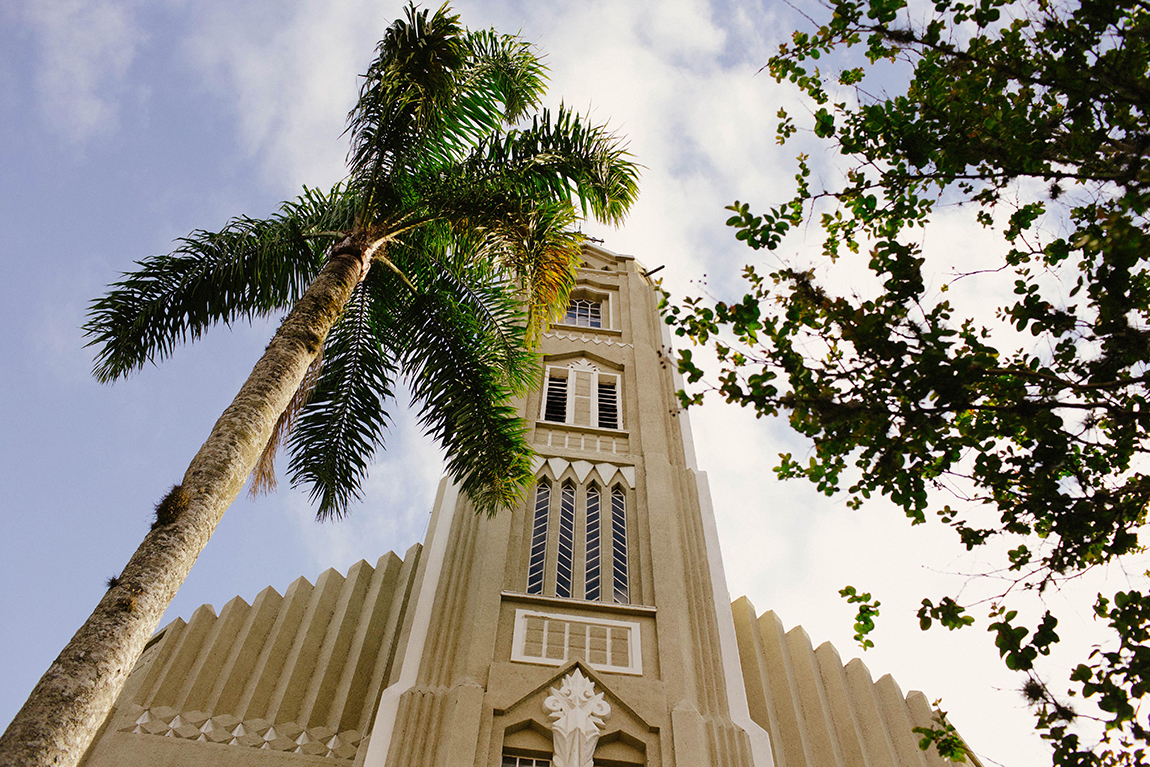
[543, 669, 611, 767]
[119, 706, 361, 759]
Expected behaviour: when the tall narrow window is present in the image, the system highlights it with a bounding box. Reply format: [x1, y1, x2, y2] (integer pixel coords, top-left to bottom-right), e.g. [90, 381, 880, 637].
[611, 487, 629, 604]
[584, 485, 602, 601]
[556, 483, 576, 598]
[544, 373, 567, 422]
[597, 377, 619, 430]
[564, 298, 602, 328]
[527, 482, 551, 595]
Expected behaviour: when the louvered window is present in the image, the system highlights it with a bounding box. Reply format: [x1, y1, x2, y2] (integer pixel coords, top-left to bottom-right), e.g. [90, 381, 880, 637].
[597, 380, 618, 429]
[556, 483, 576, 598]
[543, 375, 567, 422]
[526, 482, 550, 595]
[584, 486, 602, 601]
[611, 486, 629, 604]
[539, 363, 621, 430]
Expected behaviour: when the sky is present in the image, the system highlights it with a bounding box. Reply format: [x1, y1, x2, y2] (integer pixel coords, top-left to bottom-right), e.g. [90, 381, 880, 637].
[0, 1, 1127, 765]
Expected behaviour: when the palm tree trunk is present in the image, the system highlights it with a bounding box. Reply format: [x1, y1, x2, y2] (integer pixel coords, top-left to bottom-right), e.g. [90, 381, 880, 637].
[0, 238, 370, 767]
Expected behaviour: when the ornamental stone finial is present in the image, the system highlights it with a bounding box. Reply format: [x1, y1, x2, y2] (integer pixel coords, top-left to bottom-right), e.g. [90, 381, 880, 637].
[543, 669, 611, 767]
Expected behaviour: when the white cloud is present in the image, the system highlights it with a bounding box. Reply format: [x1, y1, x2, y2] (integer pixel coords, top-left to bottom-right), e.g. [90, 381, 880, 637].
[184, 0, 388, 193]
[22, 0, 144, 142]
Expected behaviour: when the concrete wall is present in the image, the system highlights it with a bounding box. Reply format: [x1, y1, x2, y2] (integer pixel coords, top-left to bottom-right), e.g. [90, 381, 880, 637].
[79, 547, 422, 767]
[731, 597, 982, 767]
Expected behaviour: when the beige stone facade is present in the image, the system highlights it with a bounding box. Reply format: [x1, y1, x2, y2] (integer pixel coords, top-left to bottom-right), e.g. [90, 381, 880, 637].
[79, 244, 976, 767]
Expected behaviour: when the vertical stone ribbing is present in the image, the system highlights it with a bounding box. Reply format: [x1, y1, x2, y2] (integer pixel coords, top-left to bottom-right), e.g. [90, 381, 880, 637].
[264, 567, 345, 724]
[298, 559, 374, 727]
[235, 575, 314, 720]
[731, 598, 789, 767]
[756, 610, 815, 767]
[360, 544, 423, 733]
[678, 471, 726, 719]
[175, 595, 250, 711]
[843, 659, 900, 766]
[329, 552, 404, 733]
[732, 602, 964, 767]
[420, 506, 480, 689]
[785, 626, 846, 767]
[142, 604, 217, 707]
[206, 585, 283, 714]
[437, 679, 484, 767]
[386, 691, 445, 767]
[875, 675, 930, 767]
[814, 641, 874, 767]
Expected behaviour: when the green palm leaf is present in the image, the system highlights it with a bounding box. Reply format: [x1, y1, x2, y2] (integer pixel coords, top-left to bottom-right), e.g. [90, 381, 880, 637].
[481, 106, 641, 225]
[288, 271, 398, 520]
[400, 276, 535, 516]
[85, 183, 360, 382]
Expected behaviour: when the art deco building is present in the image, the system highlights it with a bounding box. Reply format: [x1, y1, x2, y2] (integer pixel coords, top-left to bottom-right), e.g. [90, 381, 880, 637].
[79, 244, 976, 767]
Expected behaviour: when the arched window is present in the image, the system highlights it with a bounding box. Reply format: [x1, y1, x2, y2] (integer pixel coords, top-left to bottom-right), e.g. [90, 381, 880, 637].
[556, 483, 576, 598]
[524, 477, 631, 605]
[526, 481, 550, 595]
[558, 288, 611, 330]
[611, 486, 629, 604]
[564, 297, 602, 327]
[584, 485, 602, 602]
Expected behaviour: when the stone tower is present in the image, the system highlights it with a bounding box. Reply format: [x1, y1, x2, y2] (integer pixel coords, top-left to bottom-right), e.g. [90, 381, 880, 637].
[79, 244, 975, 767]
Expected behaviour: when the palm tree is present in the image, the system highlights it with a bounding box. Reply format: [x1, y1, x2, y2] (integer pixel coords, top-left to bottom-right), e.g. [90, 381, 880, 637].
[0, 6, 639, 766]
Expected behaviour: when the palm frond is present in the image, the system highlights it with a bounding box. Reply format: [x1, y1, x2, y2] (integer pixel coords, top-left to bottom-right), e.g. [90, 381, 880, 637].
[459, 28, 547, 125]
[399, 234, 541, 393]
[287, 273, 397, 520]
[479, 106, 642, 226]
[472, 202, 583, 346]
[85, 183, 360, 382]
[346, 4, 554, 208]
[347, 4, 470, 193]
[400, 288, 535, 516]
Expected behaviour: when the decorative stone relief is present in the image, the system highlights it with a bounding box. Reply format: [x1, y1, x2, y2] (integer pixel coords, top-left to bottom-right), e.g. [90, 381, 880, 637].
[543, 669, 611, 767]
[543, 330, 633, 349]
[537, 458, 636, 489]
[119, 706, 362, 760]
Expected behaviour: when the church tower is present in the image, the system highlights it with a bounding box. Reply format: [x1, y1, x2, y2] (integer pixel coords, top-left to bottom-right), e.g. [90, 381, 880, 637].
[78, 244, 974, 767]
[362, 243, 771, 767]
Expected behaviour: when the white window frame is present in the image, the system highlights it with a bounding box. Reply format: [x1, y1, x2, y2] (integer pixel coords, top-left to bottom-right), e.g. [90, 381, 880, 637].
[539, 361, 622, 430]
[557, 288, 612, 330]
[510, 608, 643, 675]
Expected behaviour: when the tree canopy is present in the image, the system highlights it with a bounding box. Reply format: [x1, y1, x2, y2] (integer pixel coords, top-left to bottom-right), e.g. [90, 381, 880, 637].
[664, 0, 1150, 762]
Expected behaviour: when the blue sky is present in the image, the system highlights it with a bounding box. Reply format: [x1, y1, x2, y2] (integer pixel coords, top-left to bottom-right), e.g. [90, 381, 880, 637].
[1, 1, 1111, 764]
